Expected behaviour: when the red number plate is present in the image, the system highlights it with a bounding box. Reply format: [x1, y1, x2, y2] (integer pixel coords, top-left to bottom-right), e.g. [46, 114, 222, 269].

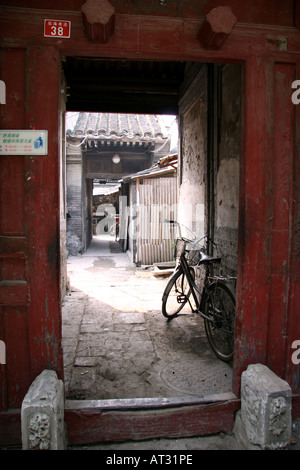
[44, 19, 71, 38]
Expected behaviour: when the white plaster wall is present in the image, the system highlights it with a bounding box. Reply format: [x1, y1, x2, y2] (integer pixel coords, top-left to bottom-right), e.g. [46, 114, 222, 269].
[216, 158, 239, 230]
[179, 96, 206, 240]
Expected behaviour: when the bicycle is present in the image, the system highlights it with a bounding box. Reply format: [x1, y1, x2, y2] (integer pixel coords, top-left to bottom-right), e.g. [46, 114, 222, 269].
[162, 220, 236, 362]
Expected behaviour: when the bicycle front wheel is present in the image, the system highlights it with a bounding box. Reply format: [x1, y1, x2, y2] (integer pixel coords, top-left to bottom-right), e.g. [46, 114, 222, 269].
[204, 282, 236, 362]
[162, 267, 194, 319]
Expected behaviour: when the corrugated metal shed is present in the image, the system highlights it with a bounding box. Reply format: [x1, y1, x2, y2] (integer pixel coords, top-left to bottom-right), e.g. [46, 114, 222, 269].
[122, 156, 178, 266]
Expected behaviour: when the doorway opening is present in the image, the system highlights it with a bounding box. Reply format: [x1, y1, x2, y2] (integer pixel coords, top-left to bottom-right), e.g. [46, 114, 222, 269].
[64, 111, 177, 258]
[61, 57, 241, 405]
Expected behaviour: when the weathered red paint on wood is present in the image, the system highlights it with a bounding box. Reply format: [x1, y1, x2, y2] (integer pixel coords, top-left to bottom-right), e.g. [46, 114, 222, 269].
[233, 57, 272, 396]
[0, 48, 28, 412]
[0, 46, 64, 412]
[65, 399, 240, 446]
[267, 63, 295, 379]
[0, 2, 300, 446]
[0, 0, 296, 26]
[1, 396, 299, 448]
[0, 282, 30, 306]
[24, 46, 64, 384]
[4, 307, 31, 409]
[81, 0, 115, 43]
[0, 8, 300, 62]
[197, 6, 237, 50]
[284, 61, 300, 393]
[0, 409, 21, 447]
[233, 57, 300, 396]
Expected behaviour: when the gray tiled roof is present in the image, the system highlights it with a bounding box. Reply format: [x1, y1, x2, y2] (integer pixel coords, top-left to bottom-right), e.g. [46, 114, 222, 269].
[67, 112, 168, 140]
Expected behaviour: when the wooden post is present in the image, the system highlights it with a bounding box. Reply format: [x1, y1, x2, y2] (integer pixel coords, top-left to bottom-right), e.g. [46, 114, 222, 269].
[233, 57, 300, 396]
[24, 46, 64, 384]
[233, 57, 273, 395]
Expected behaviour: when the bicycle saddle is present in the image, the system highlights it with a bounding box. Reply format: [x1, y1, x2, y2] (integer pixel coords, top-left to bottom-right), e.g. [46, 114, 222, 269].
[199, 252, 221, 264]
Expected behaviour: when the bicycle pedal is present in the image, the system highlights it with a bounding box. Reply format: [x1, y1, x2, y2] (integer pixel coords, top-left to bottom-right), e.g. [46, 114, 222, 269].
[177, 294, 187, 303]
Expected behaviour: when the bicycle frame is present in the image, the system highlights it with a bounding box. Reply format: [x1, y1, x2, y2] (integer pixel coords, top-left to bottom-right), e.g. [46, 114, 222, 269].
[162, 220, 237, 361]
[178, 252, 214, 322]
[164, 219, 235, 325]
[162, 221, 236, 361]
[180, 251, 236, 329]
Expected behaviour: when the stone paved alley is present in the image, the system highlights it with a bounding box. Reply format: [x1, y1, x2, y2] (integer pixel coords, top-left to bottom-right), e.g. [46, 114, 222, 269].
[62, 235, 233, 401]
[62, 236, 300, 451]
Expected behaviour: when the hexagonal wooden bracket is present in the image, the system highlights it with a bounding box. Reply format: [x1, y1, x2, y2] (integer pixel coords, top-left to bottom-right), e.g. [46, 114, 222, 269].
[197, 6, 237, 50]
[81, 0, 115, 44]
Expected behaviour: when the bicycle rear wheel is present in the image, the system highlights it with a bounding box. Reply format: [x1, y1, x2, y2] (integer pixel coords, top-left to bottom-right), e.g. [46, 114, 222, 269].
[204, 282, 235, 362]
[162, 267, 194, 319]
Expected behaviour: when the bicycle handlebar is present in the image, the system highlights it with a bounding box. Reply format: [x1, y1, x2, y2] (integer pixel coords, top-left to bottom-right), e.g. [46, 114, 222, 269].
[164, 219, 177, 225]
[163, 219, 217, 247]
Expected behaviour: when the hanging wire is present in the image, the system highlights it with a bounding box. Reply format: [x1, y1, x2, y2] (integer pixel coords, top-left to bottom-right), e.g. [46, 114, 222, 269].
[67, 135, 88, 147]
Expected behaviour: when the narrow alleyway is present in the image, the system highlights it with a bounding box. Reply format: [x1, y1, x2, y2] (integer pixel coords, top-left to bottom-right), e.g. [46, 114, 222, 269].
[62, 235, 233, 401]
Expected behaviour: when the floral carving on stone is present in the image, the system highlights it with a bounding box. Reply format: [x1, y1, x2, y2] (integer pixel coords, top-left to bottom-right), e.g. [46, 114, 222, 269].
[28, 413, 51, 450]
[269, 396, 288, 437]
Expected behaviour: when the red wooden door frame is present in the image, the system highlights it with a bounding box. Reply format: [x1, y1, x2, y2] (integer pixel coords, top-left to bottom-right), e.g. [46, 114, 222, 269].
[0, 46, 64, 413]
[1, 7, 300, 446]
[232, 57, 300, 397]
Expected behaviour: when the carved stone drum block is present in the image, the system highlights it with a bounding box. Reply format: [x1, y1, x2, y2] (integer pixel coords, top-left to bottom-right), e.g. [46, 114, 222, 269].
[21, 370, 66, 450]
[241, 363, 291, 449]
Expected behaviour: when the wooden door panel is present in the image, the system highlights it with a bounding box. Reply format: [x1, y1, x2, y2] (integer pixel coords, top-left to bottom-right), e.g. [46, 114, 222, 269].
[0, 156, 25, 235]
[0, 46, 63, 411]
[3, 306, 30, 409]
